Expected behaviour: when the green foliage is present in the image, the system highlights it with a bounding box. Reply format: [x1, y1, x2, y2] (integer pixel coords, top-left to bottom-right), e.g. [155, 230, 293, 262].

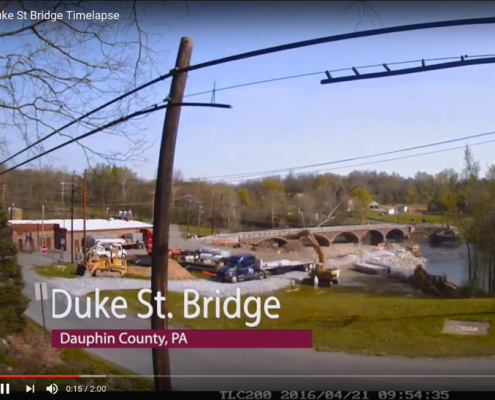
[405, 183, 419, 204]
[235, 188, 251, 206]
[0, 205, 29, 337]
[352, 187, 373, 223]
[260, 177, 285, 193]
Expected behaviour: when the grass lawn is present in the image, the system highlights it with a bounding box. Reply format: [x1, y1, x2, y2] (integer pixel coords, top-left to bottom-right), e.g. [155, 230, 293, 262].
[367, 211, 449, 224]
[89, 285, 495, 358]
[178, 224, 215, 238]
[34, 262, 79, 279]
[0, 319, 152, 391]
[34, 262, 149, 280]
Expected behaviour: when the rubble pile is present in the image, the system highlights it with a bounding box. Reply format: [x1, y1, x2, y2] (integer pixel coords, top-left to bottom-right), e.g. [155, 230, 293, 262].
[378, 244, 427, 279]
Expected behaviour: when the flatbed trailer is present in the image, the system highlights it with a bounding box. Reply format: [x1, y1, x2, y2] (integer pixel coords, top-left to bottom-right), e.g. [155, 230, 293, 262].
[181, 260, 223, 277]
[255, 259, 313, 277]
[218, 253, 315, 283]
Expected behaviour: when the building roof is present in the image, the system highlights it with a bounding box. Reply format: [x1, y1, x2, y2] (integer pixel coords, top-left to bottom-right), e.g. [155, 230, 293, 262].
[8, 219, 152, 232]
[369, 201, 380, 206]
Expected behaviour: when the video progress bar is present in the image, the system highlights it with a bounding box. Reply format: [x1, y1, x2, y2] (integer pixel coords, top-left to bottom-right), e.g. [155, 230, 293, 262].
[0, 375, 106, 378]
[3, 374, 495, 379]
[81, 375, 495, 378]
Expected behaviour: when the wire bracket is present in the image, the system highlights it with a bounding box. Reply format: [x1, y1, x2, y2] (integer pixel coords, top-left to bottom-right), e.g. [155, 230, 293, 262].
[211, 82, 216, 103]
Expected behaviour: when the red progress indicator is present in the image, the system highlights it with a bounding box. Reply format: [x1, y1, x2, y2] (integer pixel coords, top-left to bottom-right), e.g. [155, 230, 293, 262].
[0, 375, 80, 378]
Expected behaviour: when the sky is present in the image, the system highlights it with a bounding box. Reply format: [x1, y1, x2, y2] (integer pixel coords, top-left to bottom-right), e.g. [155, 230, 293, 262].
[3, 1, 495, 182]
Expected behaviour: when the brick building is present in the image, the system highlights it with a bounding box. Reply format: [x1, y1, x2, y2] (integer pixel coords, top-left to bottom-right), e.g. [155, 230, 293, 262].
[9, 218, 153, 253]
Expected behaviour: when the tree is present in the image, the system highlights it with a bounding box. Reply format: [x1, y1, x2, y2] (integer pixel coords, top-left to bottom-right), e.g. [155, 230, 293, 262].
[236, 188, 251, 206]
[462, 145, 481, 181]
[351, 187, 372, 223]
[405, 183, 419, 204]
[0, 205, 29, 337]
[0, 1, 188, 164]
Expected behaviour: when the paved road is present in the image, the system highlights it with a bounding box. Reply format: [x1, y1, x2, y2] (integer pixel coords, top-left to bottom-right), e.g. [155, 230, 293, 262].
[19, 225, 495, 391]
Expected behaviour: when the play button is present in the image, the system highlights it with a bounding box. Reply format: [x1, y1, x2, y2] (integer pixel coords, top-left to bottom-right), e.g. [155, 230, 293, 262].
[26, 385, 34, 393]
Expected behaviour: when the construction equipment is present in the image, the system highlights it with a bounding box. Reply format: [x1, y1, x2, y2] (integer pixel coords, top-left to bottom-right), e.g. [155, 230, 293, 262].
[75, 246, 128, 277]
[409, 265, 458, 297]
[406, 244, 421, 257]
[286, 230, 339, 286]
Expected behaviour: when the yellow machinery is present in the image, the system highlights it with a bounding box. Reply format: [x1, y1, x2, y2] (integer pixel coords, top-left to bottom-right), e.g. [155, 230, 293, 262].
[75, 246, 128, 278]
[286, 230, 339, 286]
[409, 265, 458, 297]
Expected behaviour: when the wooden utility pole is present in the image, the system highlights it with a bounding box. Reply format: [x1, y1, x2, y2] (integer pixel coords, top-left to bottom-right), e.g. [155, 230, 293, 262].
[211, 193, 217, 235]
[151, 37, 193, 392]
[1, 182, 6, 204]
[61, 181, 65, 205]
[186, 198, 190, 238]
[218, 194, 224, 229]
[83, 170, 87, 262]
[197, 202, 203, 236]
[71, 171, 75, 263]
[41, 205, 45, 247]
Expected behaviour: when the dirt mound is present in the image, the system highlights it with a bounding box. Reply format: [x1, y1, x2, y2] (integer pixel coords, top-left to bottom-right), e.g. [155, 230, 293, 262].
[168, 258, 195, 280]
[281, 240, 305, 252]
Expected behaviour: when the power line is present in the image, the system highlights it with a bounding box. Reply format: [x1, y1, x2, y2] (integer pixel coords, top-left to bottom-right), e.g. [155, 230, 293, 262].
[183, 53, 495, 100]
[220, 138, 495, 183]
[0, 77, 175, 168]
[0, 102, 231, 177]
[2, 17, 495, 166]
[202, 129, 495, 181]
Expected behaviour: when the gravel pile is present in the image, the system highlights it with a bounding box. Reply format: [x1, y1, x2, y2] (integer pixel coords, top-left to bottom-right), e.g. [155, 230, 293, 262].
[49, 271, 308, 298]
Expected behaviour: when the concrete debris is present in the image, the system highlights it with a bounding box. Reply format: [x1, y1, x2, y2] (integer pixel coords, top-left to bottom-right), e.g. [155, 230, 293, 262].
[48, 271, 309, 298]
[362, 243, 427, 279]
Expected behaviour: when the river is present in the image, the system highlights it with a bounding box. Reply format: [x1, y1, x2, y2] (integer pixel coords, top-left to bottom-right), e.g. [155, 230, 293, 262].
[412, 239, 468, 285]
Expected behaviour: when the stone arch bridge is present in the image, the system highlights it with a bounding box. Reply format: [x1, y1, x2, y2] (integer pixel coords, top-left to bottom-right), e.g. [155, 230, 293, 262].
[202, 224, 415, 247]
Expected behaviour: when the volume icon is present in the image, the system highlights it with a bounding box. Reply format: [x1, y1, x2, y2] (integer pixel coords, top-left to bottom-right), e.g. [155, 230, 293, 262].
[0, 384, 9, 394]
[46, 383, 58, 394]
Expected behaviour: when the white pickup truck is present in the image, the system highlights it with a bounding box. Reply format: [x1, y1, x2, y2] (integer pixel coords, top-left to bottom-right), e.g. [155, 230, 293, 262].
[92, 239, 127, 259]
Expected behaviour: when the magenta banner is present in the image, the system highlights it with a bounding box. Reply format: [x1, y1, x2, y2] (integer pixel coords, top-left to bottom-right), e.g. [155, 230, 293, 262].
[51, 329, 312, 348]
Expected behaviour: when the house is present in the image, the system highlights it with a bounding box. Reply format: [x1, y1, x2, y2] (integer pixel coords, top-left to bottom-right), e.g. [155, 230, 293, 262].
[368, 201, 380, 210]
[397, 204, 409, 213]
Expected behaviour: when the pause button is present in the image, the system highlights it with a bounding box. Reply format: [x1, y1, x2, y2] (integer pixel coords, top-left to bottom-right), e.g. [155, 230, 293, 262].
[0, 384, 9, 394]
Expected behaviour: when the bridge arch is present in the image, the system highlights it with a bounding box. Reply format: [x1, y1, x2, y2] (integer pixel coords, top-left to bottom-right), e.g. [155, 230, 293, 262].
[361, 229, 385, 245]
[332, 231, 360, 244]
[256, 237, 289, 247]
[386, 229, 405, 240]
[310, 234, 331, 247]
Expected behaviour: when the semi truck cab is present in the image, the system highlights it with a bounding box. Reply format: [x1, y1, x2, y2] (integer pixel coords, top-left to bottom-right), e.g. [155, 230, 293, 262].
[217, 253, 263, 283]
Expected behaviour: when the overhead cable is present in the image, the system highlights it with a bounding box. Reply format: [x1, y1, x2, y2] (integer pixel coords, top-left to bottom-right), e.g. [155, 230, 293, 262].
[217, 138, 495, 183]
[3, 16, 495, 166]
[201, 129, 495, 181]
[0, 102, 231, 177]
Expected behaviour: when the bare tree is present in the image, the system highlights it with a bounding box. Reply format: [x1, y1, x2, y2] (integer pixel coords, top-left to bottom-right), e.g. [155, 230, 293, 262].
[0, 1, 188, 165]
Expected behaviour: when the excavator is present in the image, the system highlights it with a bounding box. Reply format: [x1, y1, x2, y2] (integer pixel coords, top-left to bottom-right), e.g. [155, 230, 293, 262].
[409, 265, 458, 297]
[75, 245, 128, 278]
[286, 230, 339, 286]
